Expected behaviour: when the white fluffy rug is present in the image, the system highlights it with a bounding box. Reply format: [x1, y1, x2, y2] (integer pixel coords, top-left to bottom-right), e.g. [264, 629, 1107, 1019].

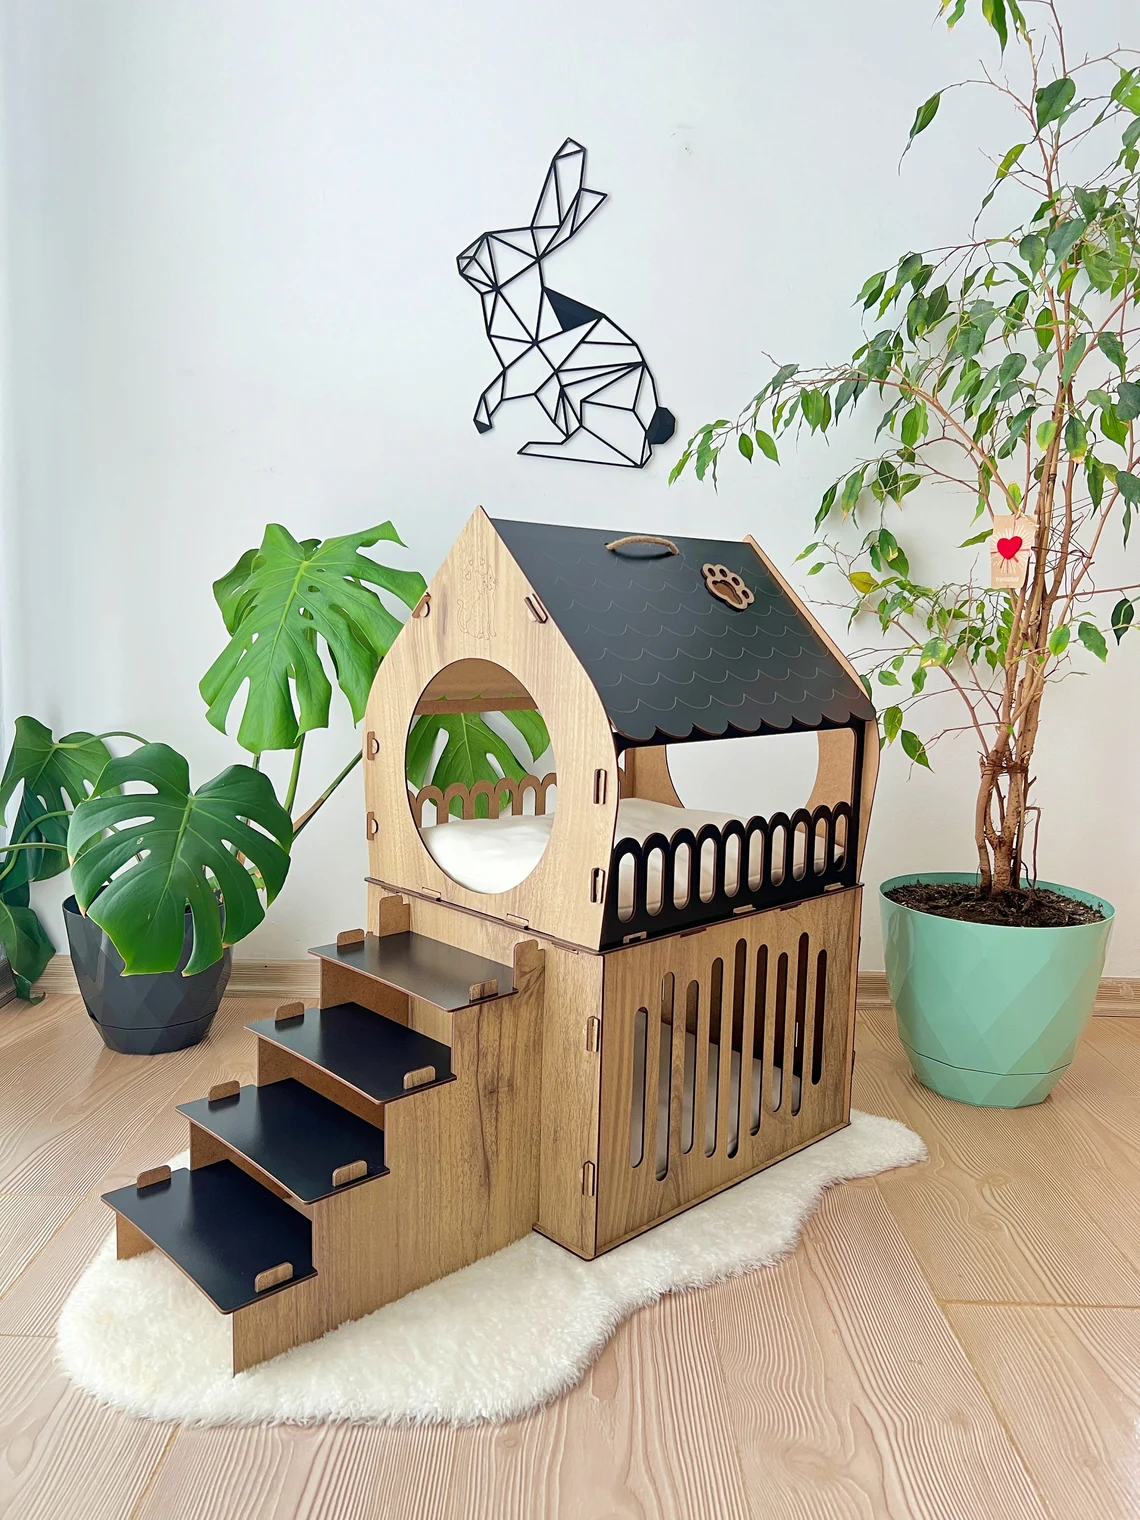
[58, 1111, 924, 1426]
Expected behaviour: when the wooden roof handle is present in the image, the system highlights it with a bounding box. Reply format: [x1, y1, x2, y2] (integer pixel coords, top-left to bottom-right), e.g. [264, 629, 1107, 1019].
[605, 535, 678, 556]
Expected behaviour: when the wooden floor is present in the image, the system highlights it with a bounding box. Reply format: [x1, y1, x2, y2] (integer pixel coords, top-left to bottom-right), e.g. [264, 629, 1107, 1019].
[1, 994, 1138, 1520]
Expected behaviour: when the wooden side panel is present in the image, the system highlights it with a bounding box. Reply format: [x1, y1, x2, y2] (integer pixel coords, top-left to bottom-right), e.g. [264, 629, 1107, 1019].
[363, 507, 619, 951]
[595, 890, 859, 1252]
[230, 1275, 329, 1375]
[375, 892, 605, 1258]
[318, 958, 410, 1022]
[306, 940, 545, 1323]
[256, 1038, 387, 1130]
[535, 947, 604, 1257]
[620, 745, 683, 806]
[115, 1215, 154, 1261]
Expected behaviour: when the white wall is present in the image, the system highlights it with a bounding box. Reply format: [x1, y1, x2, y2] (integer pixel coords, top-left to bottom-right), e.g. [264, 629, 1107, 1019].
[1, 0, 1136, 972]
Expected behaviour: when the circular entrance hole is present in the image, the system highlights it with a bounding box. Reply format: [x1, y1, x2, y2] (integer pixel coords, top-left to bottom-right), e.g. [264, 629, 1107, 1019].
[404, 659, 557, 894]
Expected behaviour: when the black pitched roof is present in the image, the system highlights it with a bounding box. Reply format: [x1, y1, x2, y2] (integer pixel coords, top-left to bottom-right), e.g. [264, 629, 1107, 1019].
[491, 519, 875, 745]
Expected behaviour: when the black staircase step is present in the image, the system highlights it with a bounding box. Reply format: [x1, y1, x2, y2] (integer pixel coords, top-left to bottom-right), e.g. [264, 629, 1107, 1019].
[247, 1002, 456, 1106]
[177, 1079, 389, 1204]
[308, 931, 514, 1011]
[101, 1161, 316, 1314]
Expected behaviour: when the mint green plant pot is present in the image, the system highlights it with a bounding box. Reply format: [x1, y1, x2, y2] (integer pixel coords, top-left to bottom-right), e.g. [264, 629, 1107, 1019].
[880, 872, 1113, 1107]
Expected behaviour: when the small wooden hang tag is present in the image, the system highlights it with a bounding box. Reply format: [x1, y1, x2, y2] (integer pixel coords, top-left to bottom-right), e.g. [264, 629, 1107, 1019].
[253, 1261, 294, 1293]
[207, 1079, 241, 1103]
[331, 1159, 368, 1188]
[275, 1000, 305, 1023]
[136, 1165, 171, 1190]
[989, 514, 1036, 589]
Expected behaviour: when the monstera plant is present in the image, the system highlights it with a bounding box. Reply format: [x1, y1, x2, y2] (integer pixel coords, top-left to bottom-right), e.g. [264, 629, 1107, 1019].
[0, 719, 129, 998]
[0, 515, 549, 1006]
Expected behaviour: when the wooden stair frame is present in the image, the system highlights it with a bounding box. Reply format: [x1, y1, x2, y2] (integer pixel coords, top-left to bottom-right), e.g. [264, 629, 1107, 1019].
[105, 898, 547, 1375]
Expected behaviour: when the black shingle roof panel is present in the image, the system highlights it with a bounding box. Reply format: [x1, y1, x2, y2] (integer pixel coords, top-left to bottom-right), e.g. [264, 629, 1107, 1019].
[491, 519, 875, 745]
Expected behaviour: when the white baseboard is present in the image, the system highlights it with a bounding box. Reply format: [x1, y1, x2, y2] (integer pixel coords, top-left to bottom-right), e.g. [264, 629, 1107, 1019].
[36, 956, 1139, 1013]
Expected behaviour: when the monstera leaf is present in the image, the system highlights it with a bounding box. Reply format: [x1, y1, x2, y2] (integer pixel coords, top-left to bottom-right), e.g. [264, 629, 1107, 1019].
[68, 744, 293, 976]
[200, 522, 427, 754]
[406, 710, 552, 814]
[0, 882, 54, 1001]
[0, 717, 113, 885]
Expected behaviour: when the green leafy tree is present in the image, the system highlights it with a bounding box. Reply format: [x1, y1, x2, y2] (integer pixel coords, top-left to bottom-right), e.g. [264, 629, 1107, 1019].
[676, 0, 1140, 895]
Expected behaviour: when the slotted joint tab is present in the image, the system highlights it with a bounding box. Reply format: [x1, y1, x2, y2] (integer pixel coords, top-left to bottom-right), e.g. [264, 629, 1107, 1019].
[403, 1065, 436, 1091]
[253, 1261, 294, 1293]
[468, 979, 499, 1002]
[207, 1080, 240, 1103]
[136, 1165, 171, 1191]
[337, 928, 366, 949]
[581, 1161, 596, 1197]
[331, 1159, 368, 1188]
[275, 1000, 305, 1023]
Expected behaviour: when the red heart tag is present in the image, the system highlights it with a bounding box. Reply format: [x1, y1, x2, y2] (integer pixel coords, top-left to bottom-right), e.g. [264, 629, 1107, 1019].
[996, 536, 1023, 560]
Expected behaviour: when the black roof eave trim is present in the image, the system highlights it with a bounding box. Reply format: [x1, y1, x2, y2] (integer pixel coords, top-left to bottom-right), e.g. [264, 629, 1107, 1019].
[611, 713, 869, 751]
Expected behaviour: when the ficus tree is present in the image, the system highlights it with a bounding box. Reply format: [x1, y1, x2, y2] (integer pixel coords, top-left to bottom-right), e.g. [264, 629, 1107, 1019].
[676, 0, 1140, 897]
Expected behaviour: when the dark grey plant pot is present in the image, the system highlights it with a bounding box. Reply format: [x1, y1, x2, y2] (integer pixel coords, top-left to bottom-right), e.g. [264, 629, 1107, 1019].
[63, 895, 231, 1054]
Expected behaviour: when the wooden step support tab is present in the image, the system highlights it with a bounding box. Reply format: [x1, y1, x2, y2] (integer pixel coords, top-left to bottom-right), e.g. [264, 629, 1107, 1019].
[208, 1080, 240, 1103]
[248, 1003, 455, 1109]
[102, 1161, 316, 1315]
[136, 1165, 170, 1190]
[403, 1065, 436, 1091]
[309, 931, 515, 1012]
[254, 1261, 293, 1293]
[275, 1000, 305, 1024]
[179, 1080, 388, 1204]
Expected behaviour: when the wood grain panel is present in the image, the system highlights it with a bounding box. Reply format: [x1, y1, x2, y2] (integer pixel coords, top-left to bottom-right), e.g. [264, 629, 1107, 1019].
[0, 1195, 80, 1297]
[706, 1183, 1047, 1519]
[596, 891, 859, 1250]
[444, 1290, 751, 1520]
[135, 1421, 458, 1520]
[0, 1336, 174, 1520]
[946, 1304, 1140, 1520]
[363, 507, 619, 951]
[853, 1011, 1140, 1304]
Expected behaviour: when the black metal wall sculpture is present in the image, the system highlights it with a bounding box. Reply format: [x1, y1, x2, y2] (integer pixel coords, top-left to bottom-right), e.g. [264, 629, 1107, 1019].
[457, 139, 675, 468]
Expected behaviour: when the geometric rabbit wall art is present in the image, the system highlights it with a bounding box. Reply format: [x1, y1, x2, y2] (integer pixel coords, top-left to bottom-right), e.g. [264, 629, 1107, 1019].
[456, 138, 675, 468]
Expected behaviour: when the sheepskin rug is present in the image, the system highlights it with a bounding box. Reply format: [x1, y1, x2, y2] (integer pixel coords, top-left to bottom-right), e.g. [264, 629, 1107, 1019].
[57, 1111, 924, 1426]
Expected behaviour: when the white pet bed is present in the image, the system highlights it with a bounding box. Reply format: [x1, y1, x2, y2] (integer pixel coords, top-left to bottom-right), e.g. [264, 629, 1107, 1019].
[420, 796, 833, 904]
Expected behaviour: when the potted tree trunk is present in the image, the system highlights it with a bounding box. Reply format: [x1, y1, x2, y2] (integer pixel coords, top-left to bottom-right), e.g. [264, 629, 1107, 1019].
[678, 0, 1135, 1104]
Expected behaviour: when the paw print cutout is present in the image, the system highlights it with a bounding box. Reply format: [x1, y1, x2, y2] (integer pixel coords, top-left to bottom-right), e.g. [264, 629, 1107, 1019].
[702, 563, 755, 610]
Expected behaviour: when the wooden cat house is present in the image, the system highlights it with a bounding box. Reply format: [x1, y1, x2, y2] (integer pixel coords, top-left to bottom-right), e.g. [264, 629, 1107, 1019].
[104, 510, 878, 1373]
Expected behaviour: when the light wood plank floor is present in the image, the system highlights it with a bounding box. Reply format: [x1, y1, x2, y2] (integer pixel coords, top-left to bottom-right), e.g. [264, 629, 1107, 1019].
[1, 993, 1137, 1520]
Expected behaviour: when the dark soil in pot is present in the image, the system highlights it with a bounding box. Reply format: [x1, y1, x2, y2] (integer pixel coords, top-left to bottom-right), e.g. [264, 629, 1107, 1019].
[884, 880, 1105, 929]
